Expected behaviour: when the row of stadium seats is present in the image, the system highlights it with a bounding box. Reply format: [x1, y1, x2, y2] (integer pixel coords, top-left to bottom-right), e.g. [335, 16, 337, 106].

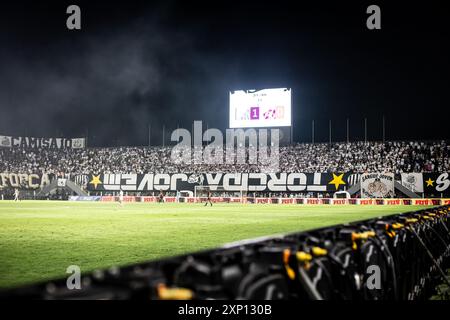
[0, 140, 448, 175]
[2, 205, 449, 300]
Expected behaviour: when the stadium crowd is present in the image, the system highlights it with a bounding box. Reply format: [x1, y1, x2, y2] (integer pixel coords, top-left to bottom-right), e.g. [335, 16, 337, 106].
[0, 141, 448, 176]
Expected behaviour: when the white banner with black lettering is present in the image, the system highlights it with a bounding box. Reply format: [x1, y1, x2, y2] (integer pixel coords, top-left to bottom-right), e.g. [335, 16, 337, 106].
[0, 135, 85, 149]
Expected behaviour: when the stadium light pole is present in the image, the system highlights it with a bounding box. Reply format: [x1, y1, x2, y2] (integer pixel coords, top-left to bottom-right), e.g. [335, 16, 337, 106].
[364, 118, 367, 143]
[382, 115, 385, 143]
[148, 124, 151, 147]
[291, 88, 293, 144]
[162, 124, 165, 147]
[329, 120, 332, 146]
[85, 127, 89, 148]
[290, 126, 293, 144]
[312, 120, 315, 144]
[346, 118, 349, 143]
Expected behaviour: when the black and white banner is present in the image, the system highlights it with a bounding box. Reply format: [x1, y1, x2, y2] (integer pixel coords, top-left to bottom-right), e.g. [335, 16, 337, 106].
[0, 135, 85, 149]
[85, 172, 354, 193]
[84, 172, 449, 196]
[2, 171, 447, 196]
[360, 173, 395, 198]
[422, 173, 450, 197]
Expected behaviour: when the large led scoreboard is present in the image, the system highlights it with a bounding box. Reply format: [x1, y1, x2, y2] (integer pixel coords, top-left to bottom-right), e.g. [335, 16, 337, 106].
[229, 88, 292, 128]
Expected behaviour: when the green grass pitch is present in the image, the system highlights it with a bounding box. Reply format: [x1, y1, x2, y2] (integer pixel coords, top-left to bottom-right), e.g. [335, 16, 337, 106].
[0, 201, 433, 288]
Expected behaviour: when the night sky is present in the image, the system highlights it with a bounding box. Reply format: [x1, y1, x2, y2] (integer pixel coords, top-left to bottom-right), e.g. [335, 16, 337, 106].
[0, 0, 448, 146]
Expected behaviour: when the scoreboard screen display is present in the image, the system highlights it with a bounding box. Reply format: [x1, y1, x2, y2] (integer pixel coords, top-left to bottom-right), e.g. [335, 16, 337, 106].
[229, 88, 292, 128]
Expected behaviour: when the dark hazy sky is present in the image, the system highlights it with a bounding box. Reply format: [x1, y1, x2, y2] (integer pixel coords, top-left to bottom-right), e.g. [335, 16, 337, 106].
[0, 0, 449, 146]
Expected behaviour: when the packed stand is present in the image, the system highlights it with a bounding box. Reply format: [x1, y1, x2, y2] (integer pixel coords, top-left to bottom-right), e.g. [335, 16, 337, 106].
[0, 141, 448, 176]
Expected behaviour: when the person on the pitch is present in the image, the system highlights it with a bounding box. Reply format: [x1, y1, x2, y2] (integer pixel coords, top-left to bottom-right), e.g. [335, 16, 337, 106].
[118, 189, 124, 206]
[14, 188, 20, 202]
[159, 191, 164, 203]
[204, 191, 212, 206]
